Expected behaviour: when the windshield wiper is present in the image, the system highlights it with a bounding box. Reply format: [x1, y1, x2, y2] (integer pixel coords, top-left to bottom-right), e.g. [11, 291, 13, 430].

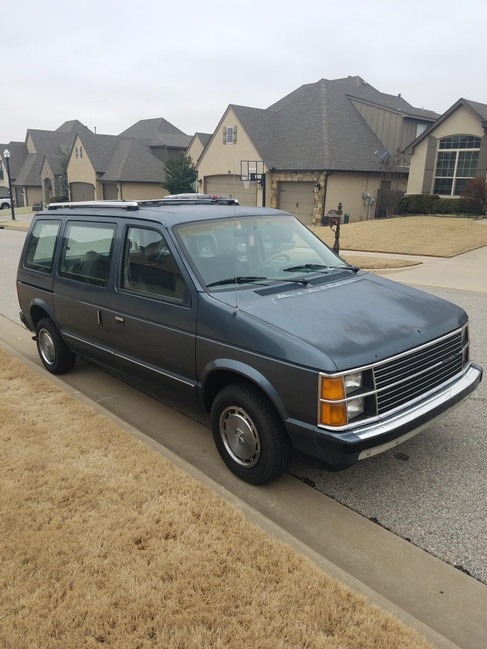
[282, 263, 331, 273]
[206, 276, 268, 287]
[282, 263, 360, 275]
[330, 264, 360, 273]
[207, 275, 309, 288]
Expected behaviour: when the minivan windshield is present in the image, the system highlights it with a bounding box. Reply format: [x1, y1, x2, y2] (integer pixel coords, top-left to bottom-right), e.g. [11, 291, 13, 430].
[175, 214, 348, 290]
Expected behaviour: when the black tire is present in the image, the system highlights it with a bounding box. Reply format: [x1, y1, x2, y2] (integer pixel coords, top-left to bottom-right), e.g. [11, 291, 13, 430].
[36, 317, 76, 374]
[211, 382, 291, 484]
[0, 202, 9, 210]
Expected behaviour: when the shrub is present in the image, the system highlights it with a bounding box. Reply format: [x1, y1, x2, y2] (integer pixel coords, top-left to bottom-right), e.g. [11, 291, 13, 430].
[396, 194, 440, 214]
[461, 177, 487, 215]
[431, 198, 463, 215]
[48, 194, 69, 204]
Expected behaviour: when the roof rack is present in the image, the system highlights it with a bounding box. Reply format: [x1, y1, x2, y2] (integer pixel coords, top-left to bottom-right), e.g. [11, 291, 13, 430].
[47, 201, 139, 211]
[141, 198, 238, 206]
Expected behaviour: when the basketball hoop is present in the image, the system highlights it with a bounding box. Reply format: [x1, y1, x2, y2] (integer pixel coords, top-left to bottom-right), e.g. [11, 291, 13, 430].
[240, 160, 264, 182]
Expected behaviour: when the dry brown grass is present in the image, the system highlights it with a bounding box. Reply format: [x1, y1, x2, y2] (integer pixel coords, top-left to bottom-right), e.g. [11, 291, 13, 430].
[311, 216, 487, 257]
[0, 346, 434, 649]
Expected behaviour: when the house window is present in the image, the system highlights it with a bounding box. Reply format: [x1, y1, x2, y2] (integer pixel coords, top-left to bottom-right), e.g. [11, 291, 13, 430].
[433, 135, 480, 196]
[75, 146, 83, 158]
[416, 124, 427, 138]
[223, 125, 237, 144]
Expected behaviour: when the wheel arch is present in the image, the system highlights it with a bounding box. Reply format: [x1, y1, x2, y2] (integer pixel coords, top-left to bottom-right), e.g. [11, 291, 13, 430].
[202, 360, 288, 425]
[29, 299, 59, 330]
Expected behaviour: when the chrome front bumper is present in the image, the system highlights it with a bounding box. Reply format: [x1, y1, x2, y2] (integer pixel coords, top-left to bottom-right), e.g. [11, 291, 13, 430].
[356, 363, 483, 460]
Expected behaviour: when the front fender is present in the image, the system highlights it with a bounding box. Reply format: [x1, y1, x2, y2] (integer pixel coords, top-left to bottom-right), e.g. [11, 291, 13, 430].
[200, 358, 290, 423]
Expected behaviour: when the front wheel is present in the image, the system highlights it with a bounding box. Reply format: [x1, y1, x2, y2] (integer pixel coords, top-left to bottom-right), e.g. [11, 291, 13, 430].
[36, 318, 76, 374]
[211, 382, 291, 484]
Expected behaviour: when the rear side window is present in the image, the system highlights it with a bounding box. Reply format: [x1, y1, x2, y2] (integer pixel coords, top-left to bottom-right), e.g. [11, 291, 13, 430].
[121, 227, 185, 302]
[25, 220, 61, 273]
[58, 222, 115, 287]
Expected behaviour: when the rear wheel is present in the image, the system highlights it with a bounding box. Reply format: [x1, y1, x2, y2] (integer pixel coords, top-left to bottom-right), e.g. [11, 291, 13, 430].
[36, 318, 76, 374]
[211, 382, 291, 484]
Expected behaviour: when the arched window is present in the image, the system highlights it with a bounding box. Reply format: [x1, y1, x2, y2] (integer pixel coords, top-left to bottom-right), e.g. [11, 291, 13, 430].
[433, 135, 481, 196]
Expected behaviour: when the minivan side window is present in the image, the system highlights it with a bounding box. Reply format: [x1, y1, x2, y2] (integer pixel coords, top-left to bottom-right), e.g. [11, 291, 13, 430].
[121, 227, 185, 302]
[25, 220, 61, 273]
[58, 222, 115, 287]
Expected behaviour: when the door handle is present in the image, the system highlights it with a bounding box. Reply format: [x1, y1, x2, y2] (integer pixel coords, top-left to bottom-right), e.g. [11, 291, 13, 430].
[114, 316, 125, 325]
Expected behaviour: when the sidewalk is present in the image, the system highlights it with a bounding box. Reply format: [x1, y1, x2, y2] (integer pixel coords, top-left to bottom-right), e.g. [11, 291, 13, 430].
[367, 247, 487, 294]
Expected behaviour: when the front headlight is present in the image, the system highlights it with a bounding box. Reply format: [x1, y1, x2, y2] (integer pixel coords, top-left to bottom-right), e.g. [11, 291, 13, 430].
[319, 371, 365, 428]
[344, 372, 362, 393]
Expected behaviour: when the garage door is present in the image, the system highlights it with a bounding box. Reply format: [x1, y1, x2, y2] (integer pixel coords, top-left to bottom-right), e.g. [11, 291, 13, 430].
[278, 182, 315, 224]
[205, 175, 257, 206]
[103, 183, 118, 200]
[70, 183, 94, 202]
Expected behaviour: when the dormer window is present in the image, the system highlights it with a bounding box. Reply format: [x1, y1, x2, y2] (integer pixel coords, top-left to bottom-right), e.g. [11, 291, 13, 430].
[223, 125, 237, 144]
[75, 146, 83, 159]
[416, 124, 427, 138]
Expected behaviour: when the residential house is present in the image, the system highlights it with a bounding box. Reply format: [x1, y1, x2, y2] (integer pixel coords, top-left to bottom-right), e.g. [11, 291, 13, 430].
[197, 76, 438, 223]
[0, 141, 28, 204]
[187, 132, 211, 165]
[67, 117, 192, 201]
[1, 120, 91, 207]
[1, 117, 192, 207]
[405, 98, 487, 198]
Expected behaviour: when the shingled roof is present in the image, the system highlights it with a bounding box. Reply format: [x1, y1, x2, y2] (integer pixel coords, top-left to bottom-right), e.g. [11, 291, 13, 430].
[119, 118, 191, 148]
[0, 141, 27, 181]
[229, 77, 439, 173]
[100, 139, 166, 183]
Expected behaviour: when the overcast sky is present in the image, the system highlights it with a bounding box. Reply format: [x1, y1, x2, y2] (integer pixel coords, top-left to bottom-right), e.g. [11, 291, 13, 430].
[2, 0, 487, 145]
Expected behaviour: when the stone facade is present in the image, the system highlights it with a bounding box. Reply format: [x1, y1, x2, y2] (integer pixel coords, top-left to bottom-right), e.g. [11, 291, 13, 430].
[268, 171, 325, 225]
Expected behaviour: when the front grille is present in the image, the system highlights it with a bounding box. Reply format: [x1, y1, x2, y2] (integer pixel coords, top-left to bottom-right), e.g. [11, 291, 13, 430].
[374, 329, 465, 415]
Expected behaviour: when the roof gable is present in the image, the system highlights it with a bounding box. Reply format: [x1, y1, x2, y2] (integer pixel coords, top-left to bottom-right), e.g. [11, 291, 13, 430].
[406, 97, 487, 154]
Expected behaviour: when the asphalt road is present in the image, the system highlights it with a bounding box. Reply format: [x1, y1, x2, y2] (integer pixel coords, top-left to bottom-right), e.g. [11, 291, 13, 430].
[1, 226, 486, 584]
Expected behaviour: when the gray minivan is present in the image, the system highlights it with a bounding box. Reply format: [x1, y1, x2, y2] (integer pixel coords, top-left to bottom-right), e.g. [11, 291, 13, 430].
[17, 200, 483, 484]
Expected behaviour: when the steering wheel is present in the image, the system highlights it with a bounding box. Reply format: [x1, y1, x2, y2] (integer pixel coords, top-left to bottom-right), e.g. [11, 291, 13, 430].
[262, 252, 291, 264]
[257, 252, 291, 275]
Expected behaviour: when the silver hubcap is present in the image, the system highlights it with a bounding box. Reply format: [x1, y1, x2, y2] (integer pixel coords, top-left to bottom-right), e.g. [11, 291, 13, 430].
[38, 328, 56, 366]
[219, 406, 260, 468]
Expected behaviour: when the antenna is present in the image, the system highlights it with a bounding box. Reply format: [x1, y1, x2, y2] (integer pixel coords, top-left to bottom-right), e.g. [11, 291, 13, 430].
[233, 162, 239, 313]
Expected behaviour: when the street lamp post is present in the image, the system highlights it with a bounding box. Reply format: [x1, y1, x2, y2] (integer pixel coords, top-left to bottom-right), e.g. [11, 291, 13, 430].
[3, 149, 16, 221]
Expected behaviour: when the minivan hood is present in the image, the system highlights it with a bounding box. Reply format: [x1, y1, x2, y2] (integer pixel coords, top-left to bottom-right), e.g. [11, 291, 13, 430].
[206, 273, 467, 371]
